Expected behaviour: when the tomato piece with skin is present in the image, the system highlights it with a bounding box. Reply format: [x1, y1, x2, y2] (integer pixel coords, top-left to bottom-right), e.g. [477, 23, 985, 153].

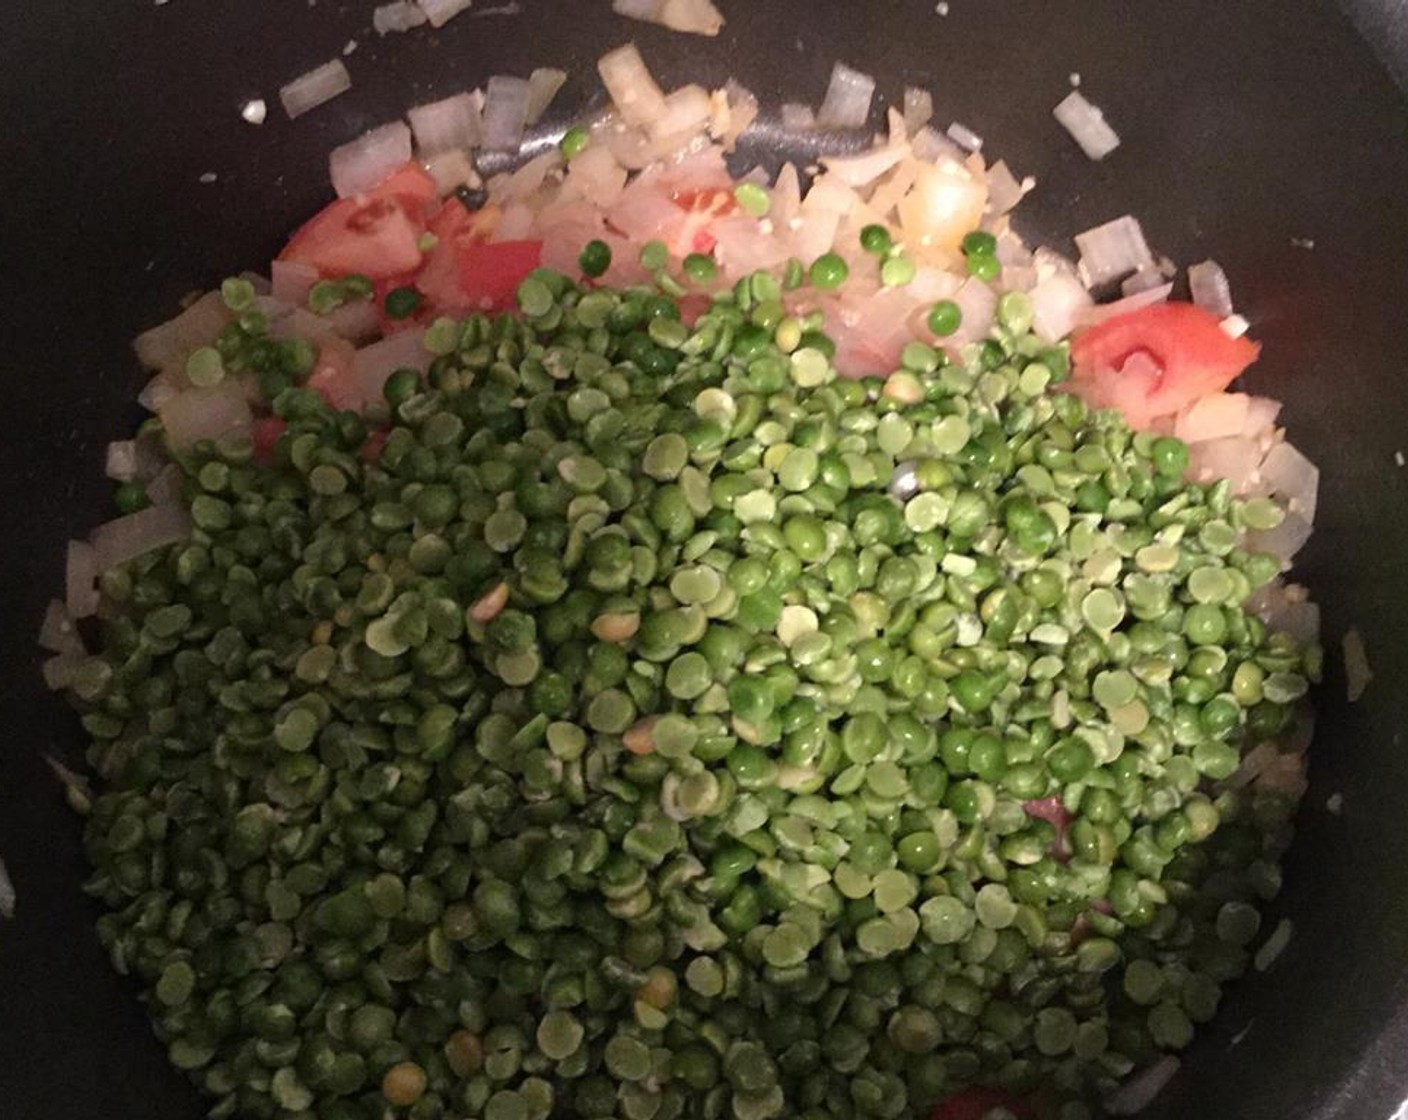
[411, 200, 541, 313]
[930, 1088, 1035, 1120]
[251, 417, 287, 466]
[278, 162, 438, 283]
[1069, 302, 1260, 429]
[670, 186, 737, 256]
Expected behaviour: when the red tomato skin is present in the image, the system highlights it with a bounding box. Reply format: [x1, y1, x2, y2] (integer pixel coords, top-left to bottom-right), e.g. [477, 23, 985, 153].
[454, 241, 543, 311]
[360, 429, 390, 464]
[930, 1088, 1035, 1120]
[1069, 302, 1260, 427]
[251, 417, 287, 465]
[277, 162, 438, 282]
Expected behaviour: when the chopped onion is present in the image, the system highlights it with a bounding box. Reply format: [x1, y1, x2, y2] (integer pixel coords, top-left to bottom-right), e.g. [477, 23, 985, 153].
[909, 125, 963, 163]
[408, 91, 484, 155]
[325, 299, 382, 344]
[330, 122, 413, 199]
[711, 80, 758, 150]
[1254, 918, 1294, 972]
[90, 504, 193, 574]
[945, 121, 983, 152]
[279, 60, 352, 120]
[482, 75, 531, 150]
[424, 149, 480, 195]
[43, 651, 85, 692]
[820, 143, 908, 189]
[158, 383, 254, 452]
[1221, 313, 1251, 339]
[525, 68, 568, 125]
[1075, 215, 1155, 288]
[1247, 510, 1313, 568]
[647, 84, 713, 152]
[984, 160, 1028, 217]
[1187, 435, 1263, 494]
[374, 1, 427, 34]
[598, 44, 669, 130]
[1243, 396, 1283, 440]
[1175, 393, 1251, 444]
[1259, 441, 1319, 523]
[613, 0, 724, 35]
[1189, 258, 1234, 317]
[418, 0, 474, 27]
[133, 290, 230, 370]
[1344, 627, 1372, 702]
[352, 330, 432, 402]
[1054, 90, 1121, 160]
[565, 144, 628, 206]
[1028, 249, 1094, 342]
[39, 598, 84, 655]
[66, 540, 99, 619]
[0, 858, 14, 921]
[146, 463, 184, 507]
[780, 103, 816, 131]
[902, 87, 933, 133]
[816, 62, 875, 129]
[104, 440, 139, 483]
[1121, 265, 1166, 296]
[1104, 1057, 1180, 1117]
[271, 259, 320, 306]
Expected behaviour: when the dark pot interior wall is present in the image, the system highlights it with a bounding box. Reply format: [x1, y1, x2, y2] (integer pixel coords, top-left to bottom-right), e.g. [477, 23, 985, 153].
[2, 3, 1407, 1118]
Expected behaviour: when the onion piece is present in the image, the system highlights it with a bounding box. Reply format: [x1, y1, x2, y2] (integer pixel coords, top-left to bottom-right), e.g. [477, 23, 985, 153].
[902, 87, 933, 133]
[524, 68, 567, 126]
[424, 149, 480, 195]
[39, 599, 84, 655]
[1189, 258, 1234, 318]
[352, 330, 432, 403]
[1075, 215, 1155, 288]
[1175, 393, 1251, 444]
[613, 0, 724, 35]
[1028, 249, 1094, 342]
[984, 160, 1028, 217]
[1105, 1057, 1180, 1117]
[104, 441, 139, 483]
[330, 122, 413, 199]
[820, 143, 909, 189]
[647, 84, 713, 152]
[710, 80, 758, 150]
[271, 259, 320, 305]
[134, 291, 230, 370]
[408, 91, 484, 155]
[1254, 918, 1294, 972]
[374, 1, 427, 34]
[279, 60, 352, 120]
[482, 75, 531, 150]
[1121, 265, 1167, 296]
[325, 299, 382, 344]
[1054, 89, 1121, 160]
[146, 463, 184, 507]
[598, 44, 669, 130]
[0, 858, 13, 920]
[1187, 435, 1263, 494]
[1344, 627, 1372, 702]
[90, 504, 193, 574]
[1247, 511, 1314, 568]
[1259, 441, 1319, 523]
[780, 103, 816, 131]
[816, 62, 875, 129]
[946, 121, 983, 152]
[66, 540, 99, 619]
[43, 652, 86, 693]
[158, 383, 255, 452]
[418, 0, 474, 27]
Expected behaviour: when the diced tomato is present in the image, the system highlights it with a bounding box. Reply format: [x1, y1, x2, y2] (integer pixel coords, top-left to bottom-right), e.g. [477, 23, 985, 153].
[360, 428, 390, 464]
[455, 241, 543, 311]
[671, 186, 737, 256]
[306, 341, 362, 412]
[1069, 302, 1260, 428]
[251, 417, 287, 466]
[676, 293, 713, 328]
[930, 1088, 1035, 1120]
[278, 162, 439, 283]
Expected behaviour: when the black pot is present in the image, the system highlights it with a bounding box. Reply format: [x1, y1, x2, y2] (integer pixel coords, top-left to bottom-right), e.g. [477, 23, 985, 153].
[3, 2, 1407, 1117]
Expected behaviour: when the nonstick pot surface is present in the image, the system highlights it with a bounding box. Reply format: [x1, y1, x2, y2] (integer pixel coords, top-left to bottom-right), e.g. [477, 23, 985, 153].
[3, 3, 1408, 1118]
